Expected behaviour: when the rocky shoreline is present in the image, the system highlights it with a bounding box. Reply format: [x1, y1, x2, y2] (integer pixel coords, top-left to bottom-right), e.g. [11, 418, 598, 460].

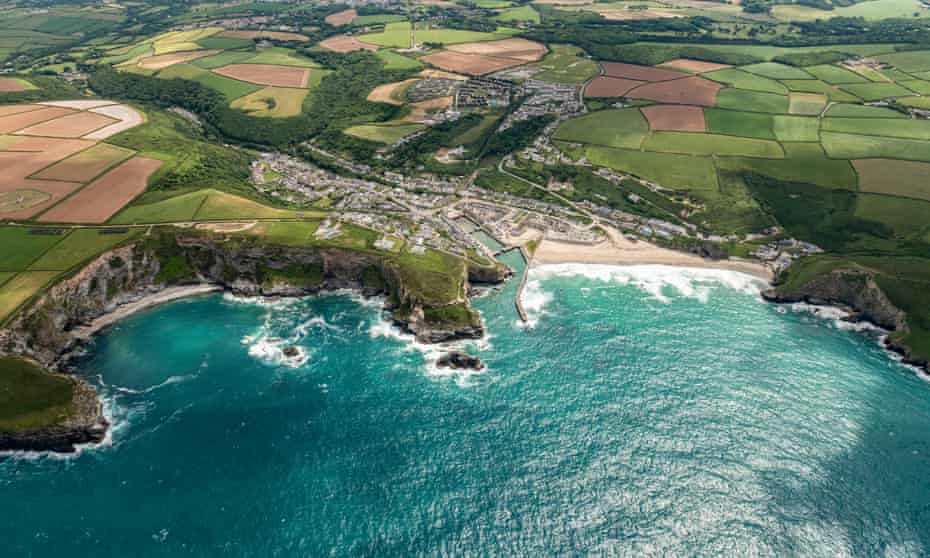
[0, 231, 509, 453]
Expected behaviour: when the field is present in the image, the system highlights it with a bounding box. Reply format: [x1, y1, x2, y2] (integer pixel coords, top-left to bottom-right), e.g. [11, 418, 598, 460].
[0, 357, 75, 430]
[772, 115, 820, 142]
[420, 51, 521, 75]
[822, 118, 930, 141]
[583, 147, 718, 191]
[230, 87, 308, 117]
[839, 82, 913, 101]
[344, 123, 426, 144]
[193, 71, 263, 100]
[705, 109, 774, 139]
[0, 271, 58, 323]
[319, 35, 379, 53]
[788, 93, 827, 116]
[220, 30, 308, 41]
[821, 132, 930, 162]
[825, 103, 905, 118]
[35, 143, 134, 182]
[704, 69, 787, 94]
[212, 64, 310, 88]
[359, 22, 511, 49]
[324, 8, 357, 26]
[643, 132, 784, 158]
[27, 228, 141, 271]
[853, 159, 930, 201]
[495, 5, 541, 22]
[529, 44, 599, 84]
[804, 64, 869, 85]
[376, 50, 423, 70]
[716, 88, 789, 113]
[552, 108, 648, 149]
[194, 191, 298, 220]
[641, 105, 705, 132]
[584, 77, 643, 98]
[39, 157, 162, 223]
[601, 61, 687, 82]
[243, 47, 320, 68]
[0, 77, 35, 92]
[367, 79, 418, 105]
[627, 76, 722, 107]
[16, 111, 116, 138]
[111, 190, 210, 224]
[135, 49, 220, 71]
[877, 50, 930, 73]
[191, 51, 257, 69]
[0, 228, 67, 271]
[741, 62, 813, 81]
[659, 59, 730, 73]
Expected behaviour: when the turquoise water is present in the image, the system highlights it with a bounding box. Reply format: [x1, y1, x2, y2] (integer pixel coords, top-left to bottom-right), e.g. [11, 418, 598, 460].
[3, 263, 930, 557]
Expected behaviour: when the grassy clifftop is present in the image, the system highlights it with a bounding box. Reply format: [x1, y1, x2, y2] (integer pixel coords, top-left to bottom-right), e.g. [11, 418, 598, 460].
[0, 357, 76, 432]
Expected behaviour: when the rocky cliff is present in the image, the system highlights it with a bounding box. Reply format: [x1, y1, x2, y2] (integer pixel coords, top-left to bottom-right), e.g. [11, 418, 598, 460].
[0, 229, 510, 452]
[762, 268, 926, 369]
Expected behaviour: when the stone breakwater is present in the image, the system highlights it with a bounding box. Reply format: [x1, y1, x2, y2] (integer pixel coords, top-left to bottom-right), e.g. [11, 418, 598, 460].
[0, 231, 509, 452]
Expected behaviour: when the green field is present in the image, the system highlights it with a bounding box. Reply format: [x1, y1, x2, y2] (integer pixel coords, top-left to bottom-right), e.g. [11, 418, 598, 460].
[825, 103, 908, 118]
[773, 115, 820, 142]
[804, 64, 869, 85]
[231, 86, 309, 117]
[854, 159, 930, 201]
[821, 132, 930, 162]
[112, 190, 210, 224]
[0, 229, 66, 271]
[901, 80, 930, 95]
[584, 146, 718, 191]
[716, 88, 789, 114]
[27, 229, 141, 271]
[772, 0, 930, 20]
[552, 108, 648, 149]
[898, 96, 930, 109]
[839, 82, 914, 101]
[0, 271, 58, 323]
[344, 123, 426, 144]
[494, 5, 540, 23]
[244, 47, 320, 68]
[703, 69, 787, 94]
[742, 62, 813, 81]
[157, 62, 207, 80]
[788, 93, 828, 115]
[194, 71, 264, 100]
[877, 50, 930, 73]
[194, 191, 298, 220]
[351, 14, 407, 26]
[705, 109, 775, 139]
[855, 194, 930, 236]
[0, 357, 75, 431]
[822, 118, 930, 141]
[643, 132, 785, 158]
[376, 50, 423, 70]
[716, 152, 857, 190]
[191, 50, 256, 69]
[359, 22, 512, 48]
[530, 44, 599, 84]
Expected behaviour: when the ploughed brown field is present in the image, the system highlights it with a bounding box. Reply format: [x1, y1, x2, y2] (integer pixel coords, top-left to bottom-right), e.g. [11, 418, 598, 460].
[136, 50, 221, 71]
[324, 8, 357, 25]
[0, 107, 75, 134]
[213, 64, 310, 88]
[220, 30, 309, 41]
[584, 76, 644, 98]
[16, 111, 116, 139]
[641, 105, 707, 132]
[446, 39, 547, 62]
[601, 62, 688, 82]
[0, 105, 43, 117]
[367, 79, 419, 105]
[319, 35, 378, 53]
[659, 58, 731, 73]
[420, 51, 522, 76]
[628, 76, 722, 107]
[0, 179, 83, 220]
[34, 144, 135, 183]
[39, 157, 162, 224]
[0, 78, 30, 92]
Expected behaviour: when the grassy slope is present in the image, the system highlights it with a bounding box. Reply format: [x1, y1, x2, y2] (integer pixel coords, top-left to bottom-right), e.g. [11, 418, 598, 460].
[0, 357, 75, 431]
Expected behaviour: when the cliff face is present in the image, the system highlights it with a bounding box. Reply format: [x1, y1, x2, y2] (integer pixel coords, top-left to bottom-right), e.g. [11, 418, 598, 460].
[0, 231, 509, 452]
[762, 269, 926, 369]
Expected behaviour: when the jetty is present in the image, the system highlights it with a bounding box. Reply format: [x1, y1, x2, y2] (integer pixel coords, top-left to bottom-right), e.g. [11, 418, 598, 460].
[512, 246, 531, 324]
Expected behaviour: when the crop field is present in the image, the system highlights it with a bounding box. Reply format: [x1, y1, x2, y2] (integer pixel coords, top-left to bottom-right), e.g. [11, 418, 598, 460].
[344, 123, 426, 144]
[643, 132, 784, 158]
[839, 82, 913, 101]
[716, 88, 789, 113]
[877, 50, 930, 73]
[367, 79, 418, 105]
[530, 44, 599, 84]
[788, 93, 827, 116]
[230, 86, 308, 117]
[111, 190, 210, 224]
[17, 111, 116, 138]
[194, 191, 297, 220]
[803, 65, 868, 85]
[584, 147, 718, 191]
[823, 118, 930, 141]
[658, 59, 729, 74]
[212, 64, 310, 88]
[0, 77, 35, 92]
[704, 69, 787, 94]
[319, 35, 379, 53]
[420, 51, 518, 75]
[376, 50, 422, 70]
[898, 96, 930, 109]
[220, 30, 309, 42]
[39, 157, 162, 224]
[628, 76, 722, 107]
[157, 63, 207, 80]
[35, 143, 134, 182]
[0, 271, 59, 323]
[772, 115, 820, 142]
[0, 228, 66, 271]
[825, 103, 906, 118]
[601, 61, 686, 82]
[27, 229, 141, 271]
[584, 77, 643, 98]
[704, 109, 775, 139]
[741, 62, 813, 81]
[191, 51, 256, 69]
[193, 71, 263, 100]
[853, 159, 930, 201]
[641, 105, 705, 132]
[495, 5, 541, 23]
[552, 108, 648, 149]
[135, 50, 220, 71]
[243, 48, 320, 68]
[821, 132, 930, 162]
[324, 8, 357, 26]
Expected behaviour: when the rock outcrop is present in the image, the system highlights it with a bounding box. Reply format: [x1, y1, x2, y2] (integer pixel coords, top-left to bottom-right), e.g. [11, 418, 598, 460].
[436, 350, 485, 371]
[0, 229, 509, 452]
[762, 268, 926, 370]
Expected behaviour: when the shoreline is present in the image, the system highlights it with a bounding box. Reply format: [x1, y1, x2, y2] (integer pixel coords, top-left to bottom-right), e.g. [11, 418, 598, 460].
[530, 236, 773, 282]
[70, 284, 224, 341]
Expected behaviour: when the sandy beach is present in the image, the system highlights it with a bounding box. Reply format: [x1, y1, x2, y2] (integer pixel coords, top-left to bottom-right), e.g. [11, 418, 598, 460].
[532, 229, 773, 281]
[73, 284, 223, 339]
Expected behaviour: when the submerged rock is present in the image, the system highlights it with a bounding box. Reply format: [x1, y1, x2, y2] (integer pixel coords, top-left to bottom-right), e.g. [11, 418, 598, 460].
[282, 346, 300, 358]
[436, 351, 484, 371]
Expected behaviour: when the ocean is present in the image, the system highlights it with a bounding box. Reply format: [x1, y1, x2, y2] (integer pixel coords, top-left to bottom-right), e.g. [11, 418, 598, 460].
[3, 260, 930, 557]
